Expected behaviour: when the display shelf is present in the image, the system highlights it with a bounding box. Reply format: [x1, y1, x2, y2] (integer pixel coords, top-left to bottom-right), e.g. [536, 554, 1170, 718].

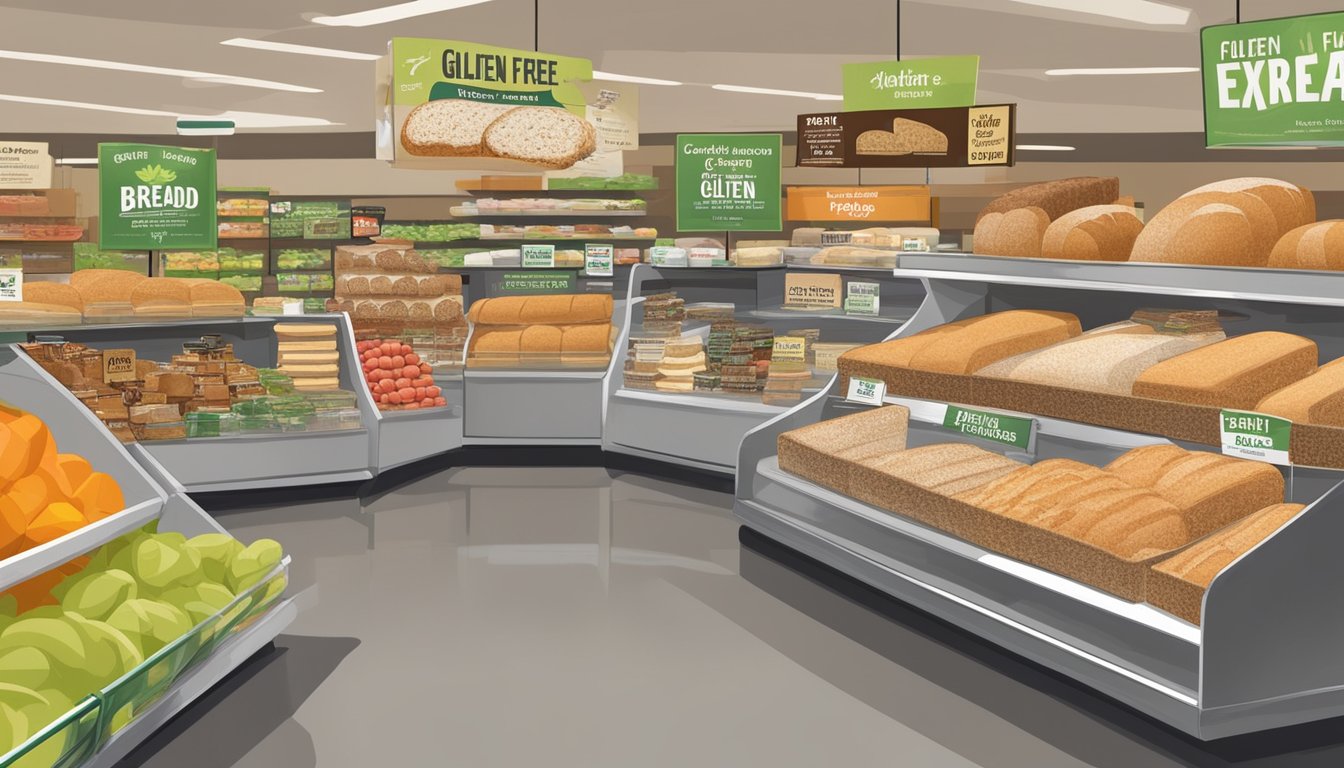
[463, 366, 612, 444]
[0, 344, 168, 591]
[450, 208, 647, 218]
[736, 255, 1344, 739]
[748, 307, 914, 326]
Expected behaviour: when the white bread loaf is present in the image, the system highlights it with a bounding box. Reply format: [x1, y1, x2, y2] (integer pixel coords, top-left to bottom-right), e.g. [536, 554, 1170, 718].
[973, 207, 1050, 258]
[481, 107, 596, 169]
[1040, 205, 1144, 261]
[401, 100, 512, 157]
[1268, 220, 1344, 270]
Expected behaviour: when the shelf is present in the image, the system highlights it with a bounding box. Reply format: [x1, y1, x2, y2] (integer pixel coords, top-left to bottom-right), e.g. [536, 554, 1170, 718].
[392, 237, 656, 247]
[613, 387, 790, 415]
[464, 367, 609, 380]
[749, 307, 913, 325]
[130, 429, 374, 493]
[897, 252, 1344, 307]
[451, 209, 647, 218]
[0, 500, 160, 592]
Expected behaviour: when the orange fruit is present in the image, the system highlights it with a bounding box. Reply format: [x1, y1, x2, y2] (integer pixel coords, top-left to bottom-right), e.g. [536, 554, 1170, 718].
[74, 473, 124, 522]
[5, 475, 52, 525]
[23, 502, 85, 547]
[55, 454, 93, 491]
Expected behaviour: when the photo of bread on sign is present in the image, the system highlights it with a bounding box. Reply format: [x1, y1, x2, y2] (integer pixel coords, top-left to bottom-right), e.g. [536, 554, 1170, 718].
[856, 118, 949, 156]
[401, 100, 597, 169]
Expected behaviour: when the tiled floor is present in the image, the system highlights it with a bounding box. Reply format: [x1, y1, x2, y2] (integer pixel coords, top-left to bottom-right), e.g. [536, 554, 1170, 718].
[116, 466, 1344, 767]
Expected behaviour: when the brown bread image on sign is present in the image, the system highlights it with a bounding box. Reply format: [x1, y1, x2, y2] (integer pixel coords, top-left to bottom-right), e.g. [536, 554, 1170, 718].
[855, 119, 949, 156]
[482, 107, 597, 169]
[1131, 331, 1318, 409]
[1147, 502, 1304, 624]
[1040, 205, 1145, 262]
[1268, 220, 1344, 270]
[977, 177, 1121, 223]
[401, 100, 512, 157]
[973, 207, 1050, 258]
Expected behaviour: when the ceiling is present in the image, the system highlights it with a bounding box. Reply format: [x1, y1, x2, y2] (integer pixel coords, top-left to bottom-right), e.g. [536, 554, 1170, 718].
[0, 0, 1336, 138]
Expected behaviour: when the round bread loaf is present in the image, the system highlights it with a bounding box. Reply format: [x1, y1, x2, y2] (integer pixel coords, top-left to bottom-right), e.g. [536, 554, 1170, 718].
[1182, 177, 1315, 233]
[1041, 205, 1144, 261]
[973, 207, 1049, 258]
[1132, 178, 1314, 267]
[1268, 220, 1344, 270]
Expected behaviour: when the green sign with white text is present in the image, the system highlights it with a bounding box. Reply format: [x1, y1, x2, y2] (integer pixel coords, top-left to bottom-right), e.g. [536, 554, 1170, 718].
[1202, 12, 1344, 146]
[498, 271, 576, 294]
[676, 134, 782, 232]
[843, 55, 980, 111]
[943, 405, 1034, 450]
[1220, 409, 1292, 465]
[98, 143, 216, 250]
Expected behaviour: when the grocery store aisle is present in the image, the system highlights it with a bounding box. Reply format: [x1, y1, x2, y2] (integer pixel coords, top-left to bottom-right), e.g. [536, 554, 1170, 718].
[113, 466, 1344, 768]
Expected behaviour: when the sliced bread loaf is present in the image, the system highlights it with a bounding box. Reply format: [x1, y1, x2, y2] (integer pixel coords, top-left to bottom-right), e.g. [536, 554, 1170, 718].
[482, 107, 597, 169]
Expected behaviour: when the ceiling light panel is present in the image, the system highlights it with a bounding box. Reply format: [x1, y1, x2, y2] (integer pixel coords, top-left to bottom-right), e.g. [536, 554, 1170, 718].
[1045, 67, 1198, 76]
[592, 71, 682, 86]
[712, 84, 843, 100]
[220, 38, 380, 61]
[1016, 144, 1076, 150]
[0, 49, 321, 93]
[1008, 0, 1191, 26]
[0, 94, 335, 128]
[312, 0, 495, 27]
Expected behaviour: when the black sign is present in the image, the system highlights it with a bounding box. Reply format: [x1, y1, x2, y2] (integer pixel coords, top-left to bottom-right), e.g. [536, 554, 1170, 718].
[797, 104, 1016, 168]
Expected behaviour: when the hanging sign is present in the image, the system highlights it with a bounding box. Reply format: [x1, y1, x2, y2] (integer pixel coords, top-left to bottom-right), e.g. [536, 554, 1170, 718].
[0, 142, 52, 189]
[797, 104, 1015, 168]
[843, 55, 980, 111]
[98, 143, 217, 250]
[676, 133, 782, 232]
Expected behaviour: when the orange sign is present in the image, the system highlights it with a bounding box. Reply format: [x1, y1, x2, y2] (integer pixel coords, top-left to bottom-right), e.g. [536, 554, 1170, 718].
[786, 185, 931, 222]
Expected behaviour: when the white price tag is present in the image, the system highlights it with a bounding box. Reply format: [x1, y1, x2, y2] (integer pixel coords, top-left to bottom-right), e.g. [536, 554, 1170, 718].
[0, 269, 22, 302]
[845, 376, 886, 406]
[584, 244, 614, 277]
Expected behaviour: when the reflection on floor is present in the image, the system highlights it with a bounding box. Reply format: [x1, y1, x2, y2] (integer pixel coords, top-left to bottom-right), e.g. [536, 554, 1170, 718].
[115, 465, 1344, 768]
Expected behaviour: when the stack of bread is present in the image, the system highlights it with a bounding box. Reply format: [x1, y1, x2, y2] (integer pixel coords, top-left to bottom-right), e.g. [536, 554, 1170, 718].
[777, 404, 1296, 619]
[275, 323, 342, 391]
[335, 244, 465, 329]
[655, 339, 707, 392]
[0, 271, 246, 324]
[466, 294, 615, 369]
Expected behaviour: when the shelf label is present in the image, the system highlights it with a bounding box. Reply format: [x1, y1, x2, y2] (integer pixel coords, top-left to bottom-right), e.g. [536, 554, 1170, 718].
[845, 281, 880, 316]
[102, 348, 137, 384]
[772, 336, 807, 362]
[846, 376, 886, 405]
[0, 141, 52, 189]
[784, 273, 842, 310]
[584, 244, 613, 277]
[1220, 409, 1292, 465]
[498, 271, 577, 294]
[785, 185, 931, 222]
[0, 269, 20, 302]
[522, 243, 556, 268]
[942, 405, 1034, 450]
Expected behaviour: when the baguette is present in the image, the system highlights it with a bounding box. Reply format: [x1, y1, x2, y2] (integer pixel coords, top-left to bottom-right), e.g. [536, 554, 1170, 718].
[1131, 332, 1318, 409]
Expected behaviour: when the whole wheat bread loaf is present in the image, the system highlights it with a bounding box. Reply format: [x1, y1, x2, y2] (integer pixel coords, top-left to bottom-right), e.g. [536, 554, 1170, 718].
[1131, 332, 1318, 409]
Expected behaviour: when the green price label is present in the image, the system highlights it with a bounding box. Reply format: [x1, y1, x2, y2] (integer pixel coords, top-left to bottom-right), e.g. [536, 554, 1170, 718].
[1220, 409, 1292, 465]
[942, 405, 1034, 449]
[844, 295, 878, 316]
[498, 271, 577, 294]
[522, 243, 556, 268]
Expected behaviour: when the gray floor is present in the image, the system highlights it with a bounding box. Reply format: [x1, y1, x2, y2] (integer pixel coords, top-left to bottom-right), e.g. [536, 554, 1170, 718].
[115, 465, 1344, 768]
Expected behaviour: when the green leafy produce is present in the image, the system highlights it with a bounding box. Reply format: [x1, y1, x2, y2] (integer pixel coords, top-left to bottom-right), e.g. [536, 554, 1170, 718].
[59, 570, 137, 621]
[128, 537, 201, 590]
[185, 534, 244, 583]
[547, 173, 658, 190]
[72, 244, 148, 272]
[227, 540, 284, 593]
[275, 248, 331, 270]
[106, 599, 191, 656]
[379, 222, 480, 242]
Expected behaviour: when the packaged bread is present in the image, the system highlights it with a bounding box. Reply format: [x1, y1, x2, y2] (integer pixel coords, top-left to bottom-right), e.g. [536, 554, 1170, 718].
[189, 281, 246, 317]
[1130, 178, 1315, 267]
[777, 405, 911, 495]
[22, 282, 83, 312]
[1267, 220, 1344, 271]
[1039, 205, 1144, 261]
[1131, 331, 1318, 409]
[130, 278, 192, 317]
[977, 177, 1122, 223]
[1147, 502, 1303, 624]
[905, 310, 1082, 375]
[1256, 357, 1344, 425]
[973, 207, 1050, 258]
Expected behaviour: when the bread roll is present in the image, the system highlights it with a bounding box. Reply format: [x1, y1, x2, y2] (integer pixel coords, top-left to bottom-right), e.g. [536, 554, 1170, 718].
[1040, 205, 1144, 261]
[1131, 332, 1318, 409]
[1256, 357, 1344, 425]
[1268, 220, 1344, 271]
[977, 177, 1121, 223]
[906, 310, 1082, 375]
[972, 207, 1050, 258]
[1147, 502, 1304, 623]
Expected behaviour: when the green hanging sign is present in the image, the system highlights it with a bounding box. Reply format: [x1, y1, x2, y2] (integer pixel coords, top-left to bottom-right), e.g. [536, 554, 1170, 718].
[675, 133, 782, 232]
[843, 55, 980, 111]
[98, 143, 217, 250]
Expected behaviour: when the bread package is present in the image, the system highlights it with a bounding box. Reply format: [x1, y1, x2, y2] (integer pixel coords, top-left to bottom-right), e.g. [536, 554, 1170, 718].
[1147, 502, 1304, 623]
[1268, 220, 1344, 270]
[1131, 331, 1318, 409]
[977, 177, 1121, 223]
[1040, 205, 1144, 261]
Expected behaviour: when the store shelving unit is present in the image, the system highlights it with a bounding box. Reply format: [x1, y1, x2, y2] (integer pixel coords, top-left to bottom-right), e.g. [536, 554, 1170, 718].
[19, 314, 379, 493]
[735, 253, 1344, 739]
[602, 263, 923, 474]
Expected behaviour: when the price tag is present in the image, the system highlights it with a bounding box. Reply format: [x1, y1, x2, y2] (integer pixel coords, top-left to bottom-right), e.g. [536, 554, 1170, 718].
[845, 281, 879, 316]
[584, 244, 613, 277]
[102, 348, 137, 383]
[1220, 409, 1292, 465]
[521, 243, 556, 268]
[0, 269, 21, 302]
[943, 405, 1035, 450]
[845, 376, 886, 405]
[772, 336, 807, 362]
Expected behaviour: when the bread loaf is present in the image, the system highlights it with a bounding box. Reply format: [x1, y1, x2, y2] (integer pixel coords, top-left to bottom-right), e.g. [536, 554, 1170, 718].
[1182, 178, 1315, 234]
[777, 406, 910, 495]
[978, 330, 1225, 395]
[905, 310, 1082, 374]
[1131, 332, 1318, 409]
[1140, 451, 1285, 537]
[977, 177, 1121, 223]
[1103, 444, 1189, 488]
[1040, 205, 1144, 261]
[836, 320, 978, 371]
[1147, 502, 1303, 623]
[972, 208, 1050, 258]
[1268, 220, 1344, 270]
[1256, 357, 1344, 425]
[850, 443, 1022, 514]
[1131, 178, 1314, 267]
[481, 107, 597, 169]
[22, 282, 83, 312]
[468, 294, 612, 327]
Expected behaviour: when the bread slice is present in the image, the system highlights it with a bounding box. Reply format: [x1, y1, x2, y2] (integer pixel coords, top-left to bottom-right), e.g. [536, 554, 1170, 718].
[1131, 331, 1318, 409]
[1257, 359, 1344, 425]
[1147, 502, 1304, 623]
[482, 107, 596, 169]
[855, 130, 905, 155]
[401, 100, 512, 157]
[892, 118, 948, 154]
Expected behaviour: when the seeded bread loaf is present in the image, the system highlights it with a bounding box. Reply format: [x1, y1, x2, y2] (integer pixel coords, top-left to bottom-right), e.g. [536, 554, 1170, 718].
[972, 207, 1050, 258]
[1268, 220, 1344, 270]
[1256, 357, 1344, 425]
[777, 406, 911, 496]
[905, 310, 1082, 374]
[1131, 332, 1318, 409]
[1040, 205, 1145, 261]
[1147, 502, 1304, 624]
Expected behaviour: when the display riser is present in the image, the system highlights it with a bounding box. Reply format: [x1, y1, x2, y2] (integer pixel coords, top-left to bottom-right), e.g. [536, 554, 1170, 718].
[605, 390, 789, 474]
[130, 431, 373, 494]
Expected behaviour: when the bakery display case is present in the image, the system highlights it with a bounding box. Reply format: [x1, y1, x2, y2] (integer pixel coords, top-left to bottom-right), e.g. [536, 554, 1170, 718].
[603, 263, 922, 474]
[736, 254, 1344, 739]
[0, 188, 83, 276]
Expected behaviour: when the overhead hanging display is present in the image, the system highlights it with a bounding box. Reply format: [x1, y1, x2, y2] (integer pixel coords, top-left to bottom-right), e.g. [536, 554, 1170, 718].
[676, 133, 783, 232]
[97, 142, 217, 250]
[796, 104, 1015, 168]
[842, 54, 980, 111]
[377, 38, 596, 171]
[0, 141, 52, 189]
[1202, 11, 1344, 147]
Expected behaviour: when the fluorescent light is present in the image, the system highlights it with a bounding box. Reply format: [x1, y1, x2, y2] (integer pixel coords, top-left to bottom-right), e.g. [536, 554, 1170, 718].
[0, 93, 336, 128]
[220, 38, 380, 61]
[592, 70, 681, 86]
[55, 158, 98, 166]
[178, 119, 236, 136]
[1046, 66, 1198, 76]
[712, 84, 843, 101]
[312, 0, 493, 26]
[1009, 0, 1191, 26]
[0, 49, 320, 93]
[1017, 144, 1076, 151]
